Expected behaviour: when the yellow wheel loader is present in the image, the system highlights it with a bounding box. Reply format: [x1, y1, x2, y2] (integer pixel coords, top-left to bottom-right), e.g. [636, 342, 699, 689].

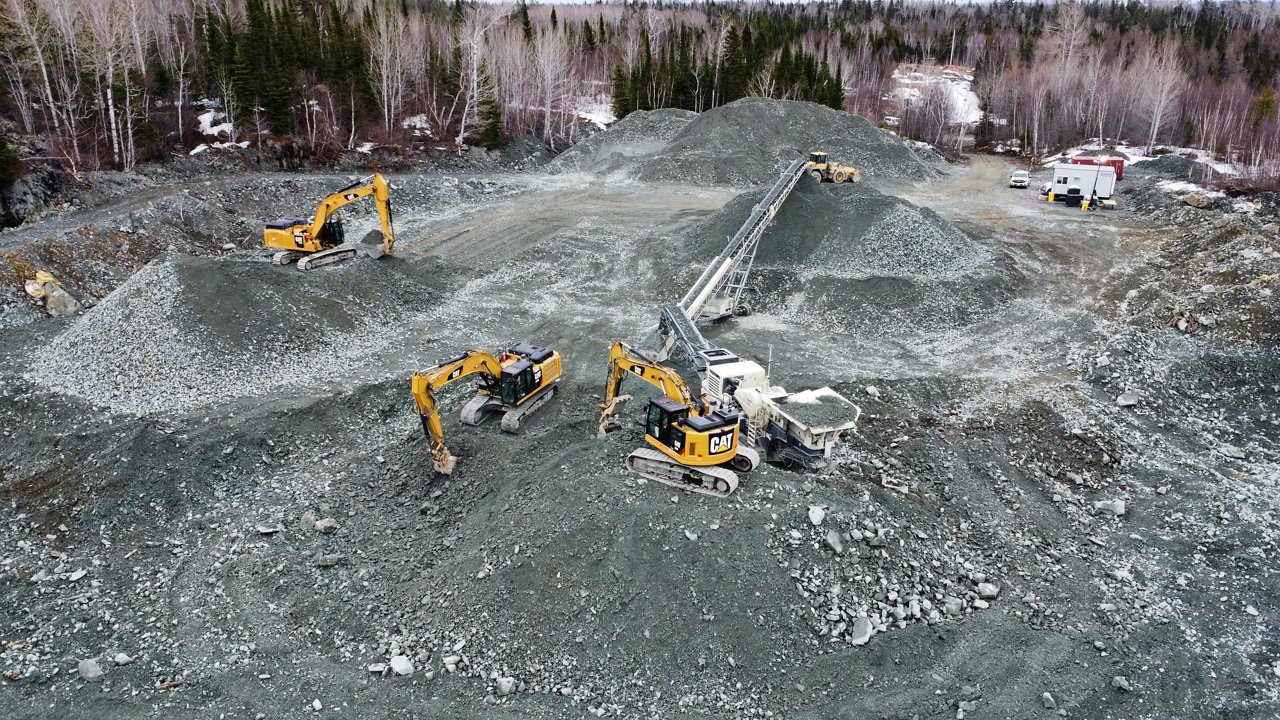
[805, 151, 861, 184]
[264, 173, 396, 271]
[597, 341, 759, 498]
[411, 343, 562, 474]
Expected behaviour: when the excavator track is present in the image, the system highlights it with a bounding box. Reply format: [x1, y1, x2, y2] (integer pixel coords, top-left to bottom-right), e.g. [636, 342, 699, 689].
[459, 394, 499, 426]
[460, 383, 559, 431]
[272, 250, 303, 266]
[500, 384, 558, 433]
[296, 245, 358, 271]
[626, 447, 740, 499]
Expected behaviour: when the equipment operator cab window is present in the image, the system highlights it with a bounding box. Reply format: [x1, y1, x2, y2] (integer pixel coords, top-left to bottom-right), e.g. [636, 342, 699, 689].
[809, 152, 827, 164]
[646, 397, 688, 447]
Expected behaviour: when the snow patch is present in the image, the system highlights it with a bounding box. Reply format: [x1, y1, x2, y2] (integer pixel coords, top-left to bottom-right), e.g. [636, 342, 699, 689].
[1155, 180, 1225, 198]
[197, 110, 234, 139]
[401, 114, 435, 138]
[1044, 140, 1240, 177]
[575, 96, 616, 129]
[357, 142, 376, 154]
[885, 65, 982, 125]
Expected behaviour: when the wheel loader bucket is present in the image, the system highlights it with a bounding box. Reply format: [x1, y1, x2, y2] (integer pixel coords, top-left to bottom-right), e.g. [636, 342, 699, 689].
[359, 229, 389, 259]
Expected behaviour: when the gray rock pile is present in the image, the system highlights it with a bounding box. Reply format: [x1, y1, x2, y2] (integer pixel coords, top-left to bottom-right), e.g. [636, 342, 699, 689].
[636, 97, 942, 187]
[27, 254, 436, 415]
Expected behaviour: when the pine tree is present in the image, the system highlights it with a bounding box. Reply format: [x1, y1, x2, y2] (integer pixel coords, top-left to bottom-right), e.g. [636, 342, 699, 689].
[475, 92, 504, 149]
[610, 63, 632, 119]
[519, 2, 533, 43]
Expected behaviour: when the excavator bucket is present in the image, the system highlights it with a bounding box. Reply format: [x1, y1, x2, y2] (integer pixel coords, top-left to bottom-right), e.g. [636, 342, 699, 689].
[597, 394, 633, 438]
[432, 449, 459, 475]
[359, 229, 389, 259]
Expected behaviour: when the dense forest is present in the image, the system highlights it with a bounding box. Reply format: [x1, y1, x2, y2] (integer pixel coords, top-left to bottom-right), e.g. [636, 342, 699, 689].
[0, 0, 1278, 180]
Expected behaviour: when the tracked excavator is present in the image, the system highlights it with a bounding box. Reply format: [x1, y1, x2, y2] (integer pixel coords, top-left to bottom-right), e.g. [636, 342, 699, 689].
[264, 173, 397, 271]
[411, 343, 562, 474]
[598, 340, 759, 498]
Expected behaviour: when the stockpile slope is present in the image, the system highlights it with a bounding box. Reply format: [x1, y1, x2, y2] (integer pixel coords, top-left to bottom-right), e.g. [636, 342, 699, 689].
[547, 108, 697, 175]
[27, 254, 436, 415]
[636, 97, 942, 187]
[669, 178, 1014, 339]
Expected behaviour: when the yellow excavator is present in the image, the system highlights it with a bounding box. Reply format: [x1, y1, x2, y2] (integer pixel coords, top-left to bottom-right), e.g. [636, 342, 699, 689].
[264, 173, 396, 271]
[805, 151, 861, 184]
[411, 343, 562, 474]
[597, 341, 759, 498]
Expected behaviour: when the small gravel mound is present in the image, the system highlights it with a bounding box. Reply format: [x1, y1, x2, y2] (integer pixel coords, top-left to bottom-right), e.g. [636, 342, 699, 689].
[29, 254, 435, 415]
[548, 108, 697, 174]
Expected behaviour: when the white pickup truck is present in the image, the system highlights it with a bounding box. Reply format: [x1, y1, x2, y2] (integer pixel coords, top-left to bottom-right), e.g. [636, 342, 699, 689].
[1009, 170, 1030, 188]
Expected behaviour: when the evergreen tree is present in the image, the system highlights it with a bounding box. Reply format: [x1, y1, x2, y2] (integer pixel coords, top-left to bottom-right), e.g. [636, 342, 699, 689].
[611, 63, 633, 119]
[475, 92, 504, 149]
[0, 135, 20, 194]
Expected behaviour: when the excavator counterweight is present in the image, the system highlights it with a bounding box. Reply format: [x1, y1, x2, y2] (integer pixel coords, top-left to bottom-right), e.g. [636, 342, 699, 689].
[265, 173, 397, 271]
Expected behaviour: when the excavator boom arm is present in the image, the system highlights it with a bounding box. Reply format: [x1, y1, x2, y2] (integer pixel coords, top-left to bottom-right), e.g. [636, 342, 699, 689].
[309, 173, 396, 255]
[602, 341, 697, 410]
[411, 351, 506, 474]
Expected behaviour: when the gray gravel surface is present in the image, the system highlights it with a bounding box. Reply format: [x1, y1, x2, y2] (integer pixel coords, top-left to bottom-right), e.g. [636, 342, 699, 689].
[2, 102, 1279, 719]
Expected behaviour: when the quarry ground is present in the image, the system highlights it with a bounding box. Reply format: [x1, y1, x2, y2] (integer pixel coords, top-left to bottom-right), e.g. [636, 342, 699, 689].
[1, 100, 1279, 720]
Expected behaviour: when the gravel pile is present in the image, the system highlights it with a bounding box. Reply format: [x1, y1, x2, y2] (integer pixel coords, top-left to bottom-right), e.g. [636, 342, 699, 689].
[674, 178, 1013, 339]
[27, 254, 436, 415]
[636, 97, 942, 187]
[547, 108, 697, 175]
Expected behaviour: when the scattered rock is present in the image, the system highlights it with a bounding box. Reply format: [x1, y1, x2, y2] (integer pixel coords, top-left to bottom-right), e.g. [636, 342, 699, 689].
[496, 676, 517, 696]
[1246, 605, 1259, 617]
[112, 652, 133, 666]
[256, 523, 284, 535]
[807, 505, 826, 526]
[1042, 692, 1056, 709]
[976, 583, 1000, 599]
[1217, 444, 1246, 460]
[314, 518, 338, 534]
[77, 659, 104, 682]
[848, 617, 874, 646]
[389, 655, 414, 676]
[1183, 193, 1210, 208]
[865, 385, 880, 398]
[944, 597, 965, 616]
[1111, 675, 1132, 692]
[1093, 499, 1127, 516]
[824, 528, 844, 555]
[684, 529, 698, 541]
[1116, 391, 1140, 408]
[312, 699, 323, 711]
[317, 554, 343, 568]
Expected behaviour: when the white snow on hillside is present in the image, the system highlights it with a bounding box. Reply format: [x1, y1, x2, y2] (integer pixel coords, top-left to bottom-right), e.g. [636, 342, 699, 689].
[1043, 140, 1240, 177]
[885, 65, 981, 125]
[196, 110, 233, 138]
[575, 95, 616, 129]
[401, 114, 436, 139]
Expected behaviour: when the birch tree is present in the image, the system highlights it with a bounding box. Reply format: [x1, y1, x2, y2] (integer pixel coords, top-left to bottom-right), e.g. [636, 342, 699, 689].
[366, 2, 411, 138]
[454, 4, 500, 146]
[1142, 42, 1184, 153]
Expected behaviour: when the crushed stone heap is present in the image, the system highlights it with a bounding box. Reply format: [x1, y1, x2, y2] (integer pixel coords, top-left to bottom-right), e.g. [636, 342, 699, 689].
[28, 254, 435, 415]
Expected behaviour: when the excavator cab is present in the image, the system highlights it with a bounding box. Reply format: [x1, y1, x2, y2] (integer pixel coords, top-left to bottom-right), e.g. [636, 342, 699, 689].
[317, 217, 345, 249]
[646, 396, 689, 451]
[500, 358, 540, 406]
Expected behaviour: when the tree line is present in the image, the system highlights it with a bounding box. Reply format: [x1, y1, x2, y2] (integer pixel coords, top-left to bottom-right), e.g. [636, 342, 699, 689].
[0, 1, 1276, 181]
